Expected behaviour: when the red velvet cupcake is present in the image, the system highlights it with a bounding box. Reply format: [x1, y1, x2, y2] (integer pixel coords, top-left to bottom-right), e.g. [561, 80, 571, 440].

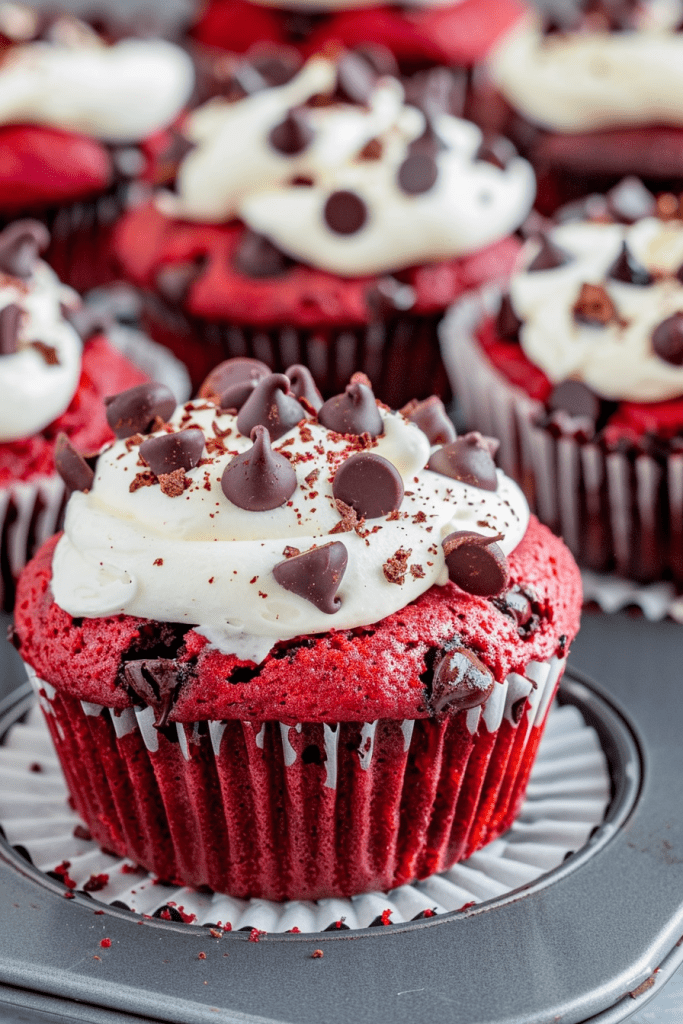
[0, 6, 194, 290]
[113, 48, 534, 405]
[15, 359, 581, 901]
[440, 178, 683, 586]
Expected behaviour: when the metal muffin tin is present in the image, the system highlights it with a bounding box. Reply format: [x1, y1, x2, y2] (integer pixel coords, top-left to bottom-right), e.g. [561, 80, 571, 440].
[0, 611, 680, 1023]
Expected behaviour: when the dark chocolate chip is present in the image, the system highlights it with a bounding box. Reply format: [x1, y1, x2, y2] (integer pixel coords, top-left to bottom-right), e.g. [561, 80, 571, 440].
[268, 107, 314, 155]
[318, 381, 383, 437]
[548, 380, 602, 421]
[251, 49, 301, 87]
[233, 230, 293, 278]
[527, 236, 572, 273]
[324, 191, 367, 235]
[139, 428, 205, 477]
[606, 177, 656, 224]
[366, 276, 415, 318]
[494, 587, 532, 629]
[652, 312, 683, 366]
[351, 44, 398, 78]
[495, 293, 522, 342]
[475, 135, 517, 170]
[237, 373, 306, 440]
[221, 424, 297, 510]
[0, 303, 22, 356]
[54, 433, 94, 493]
[428, 433, 499, 491]
[336, 51, 377, 105]
[104, 383, 176, 439]
[442, 531, 509, 597]
[332, 452, 403, 520]
[272, 541, 347, 613]
[572, 282, 616, 326]
[199, 357, 271, 409]
[607, 242, 652, 286]
[285, 363, 323, 411]
[124, 659, 182, 729]
[397, 153, 438, 196]
[408, 119, 447, 156]
[0, 220, 50, 279]
[401, 396, 456, 446]
[155, 258, 206, 303]
[430, 644, 495, 714]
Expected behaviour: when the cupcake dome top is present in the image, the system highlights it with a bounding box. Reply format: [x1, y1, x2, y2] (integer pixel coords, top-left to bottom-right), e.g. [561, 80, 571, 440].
[51, 360, 529, 663]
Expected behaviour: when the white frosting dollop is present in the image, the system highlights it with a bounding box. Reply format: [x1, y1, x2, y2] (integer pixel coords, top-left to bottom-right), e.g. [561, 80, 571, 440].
[490, 10, 683, 133]
[509, 217, 683, 403]
[0, 32, 194, 142]
[51, 400, 529, 659]
[159, 54, 535, 275]
[0, 261, 82, 441]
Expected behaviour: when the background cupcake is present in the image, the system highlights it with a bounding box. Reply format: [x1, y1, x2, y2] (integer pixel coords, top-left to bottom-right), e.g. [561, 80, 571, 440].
[114, 48, 534, 405]
[14, 360, 581, 901]
[440, 178, 683, 587]
[0, 3, 195, 290]
[484, 0, 683, 214]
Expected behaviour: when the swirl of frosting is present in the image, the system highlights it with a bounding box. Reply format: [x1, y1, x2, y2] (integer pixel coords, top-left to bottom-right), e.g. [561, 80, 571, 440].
[508, 213, 683, 403]
[0, 257, 82, 441]
[159, 53, 535, 274]
[51, 381, 529, 661]
[0, 24, 194, 142]
[490, 10, 683, 133]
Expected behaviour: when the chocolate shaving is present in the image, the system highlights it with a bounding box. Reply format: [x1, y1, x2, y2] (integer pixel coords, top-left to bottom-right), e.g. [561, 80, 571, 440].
[383, 547, 411, 585]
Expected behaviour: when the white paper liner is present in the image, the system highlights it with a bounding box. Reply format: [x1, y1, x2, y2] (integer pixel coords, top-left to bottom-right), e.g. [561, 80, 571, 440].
[582, 569, 683, 623]
[0, 690, 610, 933]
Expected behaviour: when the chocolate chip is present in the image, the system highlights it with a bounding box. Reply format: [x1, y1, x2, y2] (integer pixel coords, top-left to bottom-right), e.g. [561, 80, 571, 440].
[367, 276, 415, 318]
[199, 357, 271, 409]
[155, 258, 206, 303]
[442, 531, 509, 597]
[351, 44, 398, 78]
[397, 153, 438, 196]
[336, 51, 377, 105]
[233, 230, 293, 278]
[272, 542, 347, 613]
[268, 107, 313, 156]
[318, 381, 383, 437]
[607, 242, 652, 286]
[139, 428, 204, 477]
[251, 49, 301, 87]
[324, 191, 367, 235]
[495, 293, 522, 342]
[401, 396, 455, 446]
[104, 383, 176, 439]
[548, 380, 602, 421]
[54, 433, 94, 493]
[0, 220, 50, 279]
[572, 283, 616, 327]
[286, 364, 322, 411]
[408, 120, 446, 156]
[428, 433, 499, 491]
[606, 177, 656, 223]
[652, 312, 683, 366]
[430, 644, 495, 714]
[475, 136, 517, 170]
[332, 453, 403, 520]
[124, 659, 181, 730]
[0, 303, 22, 355]
[221, 425, 297, 510]
[527, 236, 572, 273]
[496, 587, 532, 628]
[237, 373, 306, 440]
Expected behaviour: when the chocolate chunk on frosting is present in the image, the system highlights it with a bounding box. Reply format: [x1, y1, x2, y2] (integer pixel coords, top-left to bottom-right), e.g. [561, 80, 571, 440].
[442, 531, 509, 597]
[323, 190, 368, 235]
[0, 303, 21, 356]
[335, 50, 377, 105]
[572, 283, 616, 327]
[652, 313, 683, 367]
[273, 542, 348, 613]
[140, 428, 205, 477]
[548, 380, 602, 422]
[269, 107, 314, 156]
[221, 425, 297, 510]
[401, 396, 456, 446]
[527, 236, 572, 273]
[332, 453, 404, 520]
[397, 153, 438, 196]
[237, 373, 306, 440]
[318, 382, 383, 437]
[199, 357, 271, 410]
[430, 643, 495, 714]
[54, 433, 94, 494]
[428, 433, 499, 491]
[233, 230, 293, 279]
[495, 293, 522, 342]
[105, 383, 176, 439]
[285, 364, 323, 411]
[0, 220, 50, 279]
[607, 242, 652, 286]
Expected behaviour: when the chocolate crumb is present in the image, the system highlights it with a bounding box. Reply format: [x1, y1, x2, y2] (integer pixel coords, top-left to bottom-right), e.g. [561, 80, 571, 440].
[31, 340, 59, 365]
[159, 467, 188, 497]
[129, 470, 157, 493]
[410, 564, 425, 579]
[153, 558, 163, 566]
[312, 949, 324, 959]
[383, 547, 412, 585]
[283, 545, 301, 558]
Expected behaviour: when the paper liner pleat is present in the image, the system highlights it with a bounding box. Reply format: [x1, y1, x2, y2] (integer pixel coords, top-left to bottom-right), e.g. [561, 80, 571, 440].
[0, 697, 609, 932]
[440, 290, 683, 587]
[22, 657, 562, 902]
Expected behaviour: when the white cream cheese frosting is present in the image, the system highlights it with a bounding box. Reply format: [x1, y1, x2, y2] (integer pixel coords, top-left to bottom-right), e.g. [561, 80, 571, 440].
[51, 399, 529, 659]
[0, 261, 82, 441]
[490, 9, 683, 133]
[159, 53, 535, 275]
[0, 27, 194, 142]
[509, 216, 683, 403]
